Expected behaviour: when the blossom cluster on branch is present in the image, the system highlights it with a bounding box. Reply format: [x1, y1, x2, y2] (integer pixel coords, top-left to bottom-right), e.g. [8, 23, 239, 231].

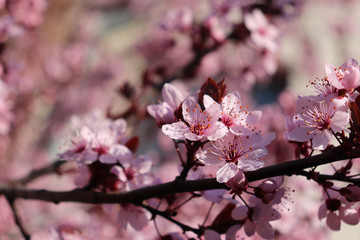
[0, 0, 359, 240]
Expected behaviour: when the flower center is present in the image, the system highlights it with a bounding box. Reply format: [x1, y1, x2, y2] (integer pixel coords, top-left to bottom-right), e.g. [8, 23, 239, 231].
[221, 114, 234, 127]
[93, 144, 109, 155]
[190, 122, 210, 135]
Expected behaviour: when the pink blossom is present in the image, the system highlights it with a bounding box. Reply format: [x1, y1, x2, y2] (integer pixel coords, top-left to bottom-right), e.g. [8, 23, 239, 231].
[318, 189, 360, 231]
[196, 132, 274, 183]
[287, 94, 349, 150]
[203, 16, 226, 43]
[90, 129, 119, 164]
[9, 0, 47, 28]
[110, 153, 154, 191]
[244, 9, 279, 52]
[59, 111, 130, 165]
[160, 7, 193, 32]
[204, 91, 261, 135]
[58, 126, 97, 164]
[102, 203, 148, 232]
[0, 16, 23, 43]
[147, 83, 186, 126]
[162, 96, 225, 141]
[325, 58, 360, 93]
[232, 196, 282, 239]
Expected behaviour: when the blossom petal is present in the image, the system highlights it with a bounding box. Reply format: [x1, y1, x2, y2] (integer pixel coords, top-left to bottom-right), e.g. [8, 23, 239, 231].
[162, 83, 184, 110]
[237, 158, 264, 171]
[196, 149, 222, 165]
[216, 163, 238, 183]
[326, 212, 341, 231]
[256, 219, 275, 239]
[204, 230, 221, 240]
[312, 130, 332, 150]
[244, 219, 256, 237]
[287, 126, 315, 142]
[330, 111, 349, 133]
[162, 122, 188, 140]
[232, 206, 248, 220]
[341, 208, 360, 225]
[325, 62, 344, 89]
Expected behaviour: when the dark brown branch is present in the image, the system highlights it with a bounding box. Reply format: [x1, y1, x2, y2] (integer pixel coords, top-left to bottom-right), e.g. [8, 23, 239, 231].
[9, 160, 66, 186]
[0, 146, 356, 205]
[295, 170, 360, 185]
[141, 203, 200, 234]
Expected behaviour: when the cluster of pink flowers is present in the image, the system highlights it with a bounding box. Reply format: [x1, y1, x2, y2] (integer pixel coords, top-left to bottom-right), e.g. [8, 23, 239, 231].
[286, 58, 360, 150]
[58, 111, 158, 232]
[150, 82, 275, 186]
[318, 187, 360, 231]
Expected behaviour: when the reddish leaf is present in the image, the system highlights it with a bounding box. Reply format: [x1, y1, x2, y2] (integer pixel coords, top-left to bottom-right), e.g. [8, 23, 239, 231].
[198, 77, 227, 107]
[125, 136, 139, 153]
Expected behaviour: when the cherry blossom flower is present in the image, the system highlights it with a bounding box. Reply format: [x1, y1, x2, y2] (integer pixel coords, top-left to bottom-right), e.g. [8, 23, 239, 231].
[204, 91, 261, 135]
[287, 94, 349, 150]
[9, 0, 48, 28]
[232, 196, 282, 239]
[102, 203, 148, 232]
[318, 188, 360, 231]
[325, 58, 360, 93]
[58, 126, 97, 164]
[160, 7, 193, 32]
[110, 153, 154, 191]
[203, 16, 226, 43]
[59, 111, 130, 165]
[147, 83, 186, 126]
[196, 132, 274, 183]
[162, 96, 225, 141]
[244, 9, 279, 52]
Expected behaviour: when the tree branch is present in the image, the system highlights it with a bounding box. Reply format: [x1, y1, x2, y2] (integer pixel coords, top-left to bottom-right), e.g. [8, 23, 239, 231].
[0, 146, 355, 205]
[6, 197, 31, 240]
[9, 160, 66, 186]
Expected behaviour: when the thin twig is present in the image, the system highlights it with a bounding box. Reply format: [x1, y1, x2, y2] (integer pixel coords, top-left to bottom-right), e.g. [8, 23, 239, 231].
[141, 203, 200, 234]
[6, 197, 30, 240]
[10, 160, 66, 186]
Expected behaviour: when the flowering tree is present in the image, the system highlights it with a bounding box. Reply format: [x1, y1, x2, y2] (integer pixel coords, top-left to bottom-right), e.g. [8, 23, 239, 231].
[0, 0, 359, 239]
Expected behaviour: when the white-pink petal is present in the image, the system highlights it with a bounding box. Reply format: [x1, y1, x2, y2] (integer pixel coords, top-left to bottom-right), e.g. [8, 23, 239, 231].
[196, 149, 222, 165]
[162, 121, 188, 140]
[216, 162, 239, 183]
[162, 83, 185, 110]
[287, 126, 315, 142]
[330, 111, 349, 132]
[312, 130, 332, 150]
